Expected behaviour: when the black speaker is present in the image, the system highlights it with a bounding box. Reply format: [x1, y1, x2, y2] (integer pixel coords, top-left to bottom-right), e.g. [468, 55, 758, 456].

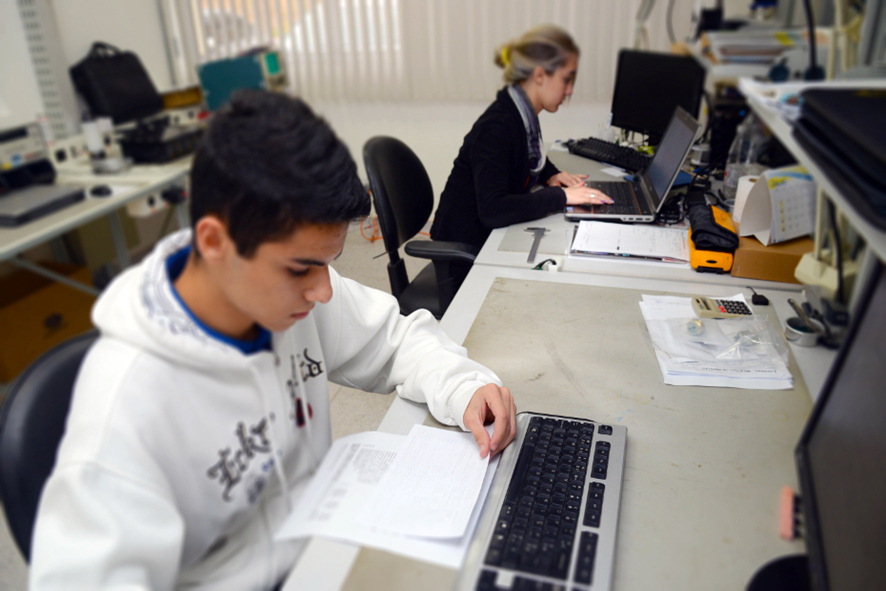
[709, 86, 748, 172]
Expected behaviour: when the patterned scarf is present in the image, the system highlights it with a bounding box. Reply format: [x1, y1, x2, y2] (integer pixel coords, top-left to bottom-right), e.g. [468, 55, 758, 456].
[507, 84, 546, 178]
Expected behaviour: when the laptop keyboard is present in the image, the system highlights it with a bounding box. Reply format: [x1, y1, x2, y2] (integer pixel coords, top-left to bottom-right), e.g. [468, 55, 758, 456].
[587, 181, 641, 215]
[566, 137, 651, 172]
[457, 413, 627, 591]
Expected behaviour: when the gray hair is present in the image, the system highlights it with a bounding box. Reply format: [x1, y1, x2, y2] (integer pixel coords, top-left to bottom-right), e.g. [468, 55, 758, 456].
[494, 25, 580, 84]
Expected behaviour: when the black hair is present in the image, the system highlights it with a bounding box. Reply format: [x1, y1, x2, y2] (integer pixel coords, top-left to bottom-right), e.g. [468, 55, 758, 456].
[189, 89, 370, 258]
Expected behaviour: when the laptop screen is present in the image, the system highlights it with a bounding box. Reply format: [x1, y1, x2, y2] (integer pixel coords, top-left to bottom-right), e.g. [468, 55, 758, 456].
[643, 107, 699, 209]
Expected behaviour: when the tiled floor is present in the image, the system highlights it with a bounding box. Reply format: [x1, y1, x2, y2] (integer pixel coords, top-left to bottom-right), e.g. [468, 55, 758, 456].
[0, 99, 607, 589]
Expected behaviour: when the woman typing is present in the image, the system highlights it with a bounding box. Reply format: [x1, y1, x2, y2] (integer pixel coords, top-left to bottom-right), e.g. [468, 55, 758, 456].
[430, 24, 612, 273]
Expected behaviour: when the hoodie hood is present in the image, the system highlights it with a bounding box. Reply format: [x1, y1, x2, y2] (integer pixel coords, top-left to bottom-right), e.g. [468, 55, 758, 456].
[92, 229, 256, 371]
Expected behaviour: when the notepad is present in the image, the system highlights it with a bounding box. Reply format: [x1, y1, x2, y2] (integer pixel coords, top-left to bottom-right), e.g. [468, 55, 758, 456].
[570, 220, 690, 263]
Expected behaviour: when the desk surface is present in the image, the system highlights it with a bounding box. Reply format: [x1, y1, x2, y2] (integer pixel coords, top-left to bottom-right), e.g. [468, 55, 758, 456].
[286, 265, 835, 591]
[0, 159, 189, 261]
[476, 150, 804, 292]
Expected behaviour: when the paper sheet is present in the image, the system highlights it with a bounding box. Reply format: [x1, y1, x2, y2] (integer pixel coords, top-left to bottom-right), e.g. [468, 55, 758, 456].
[359, 424, 490, 538]
[276, 427, 499, 568]
[572, 221, 690, 262]
[601, 166, 628, 178]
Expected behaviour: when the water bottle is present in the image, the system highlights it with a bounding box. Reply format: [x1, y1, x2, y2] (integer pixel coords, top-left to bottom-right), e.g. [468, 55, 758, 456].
[722, 113, 768, 206]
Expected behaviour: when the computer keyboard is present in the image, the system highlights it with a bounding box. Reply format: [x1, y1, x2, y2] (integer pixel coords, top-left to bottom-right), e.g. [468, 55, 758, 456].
[456, 413, 627, 591]
[566, 137, 651, 172]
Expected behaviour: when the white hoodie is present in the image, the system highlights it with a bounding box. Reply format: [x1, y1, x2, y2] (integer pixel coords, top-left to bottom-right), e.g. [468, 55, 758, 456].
[29, 230, 501, 590]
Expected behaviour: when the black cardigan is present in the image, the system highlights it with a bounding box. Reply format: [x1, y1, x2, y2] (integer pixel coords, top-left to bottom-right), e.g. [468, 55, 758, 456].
[430, 88, 567, 250]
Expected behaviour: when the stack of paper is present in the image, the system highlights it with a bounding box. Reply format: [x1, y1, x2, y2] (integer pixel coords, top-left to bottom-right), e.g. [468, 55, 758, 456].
[276, 424, 498, 568]
[571, 221, 690, 263]
[639, 294, 793, 389]
[704, 30, 809, 65]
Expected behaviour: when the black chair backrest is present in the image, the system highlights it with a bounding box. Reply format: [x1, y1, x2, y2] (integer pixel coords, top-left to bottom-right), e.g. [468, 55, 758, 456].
[363, 136, 434, 263]
[0, 331, 97, 561]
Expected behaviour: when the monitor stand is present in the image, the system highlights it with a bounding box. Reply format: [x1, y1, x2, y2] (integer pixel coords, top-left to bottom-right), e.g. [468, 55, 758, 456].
[746, 554, 811, 591]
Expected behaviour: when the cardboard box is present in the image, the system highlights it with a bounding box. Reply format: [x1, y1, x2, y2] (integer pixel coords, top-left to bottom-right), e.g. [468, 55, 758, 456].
[0, 263, 96, 383]
[730, 233, 815, 284]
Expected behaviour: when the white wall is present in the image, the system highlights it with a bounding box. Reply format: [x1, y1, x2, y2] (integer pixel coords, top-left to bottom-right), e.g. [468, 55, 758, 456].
[0, 0, 45, 131]
[49, 0, 174, 91]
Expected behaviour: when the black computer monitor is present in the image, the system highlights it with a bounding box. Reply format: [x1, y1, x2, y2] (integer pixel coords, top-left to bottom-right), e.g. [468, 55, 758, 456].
[609, 49, 706, 145]
[793, 261, 886, 589]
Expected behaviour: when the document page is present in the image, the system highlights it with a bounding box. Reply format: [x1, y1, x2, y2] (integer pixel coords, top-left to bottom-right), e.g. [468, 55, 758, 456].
[571, 221, 689, 262]
[276, 426, 498, 568]
[359, 424, 489, 538]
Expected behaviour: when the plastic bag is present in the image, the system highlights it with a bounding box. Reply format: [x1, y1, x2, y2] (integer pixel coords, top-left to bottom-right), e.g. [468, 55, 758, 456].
[649, 316, 789, 369]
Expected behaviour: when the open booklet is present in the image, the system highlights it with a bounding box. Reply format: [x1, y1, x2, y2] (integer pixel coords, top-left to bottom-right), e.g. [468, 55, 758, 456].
[276, 424, 499, 568]
[570, 221, 690, 263]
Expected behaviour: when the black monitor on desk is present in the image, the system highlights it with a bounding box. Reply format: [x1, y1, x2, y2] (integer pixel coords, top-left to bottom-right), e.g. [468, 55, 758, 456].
[609, 49, 705, 145]
[783, 261, 886, 590]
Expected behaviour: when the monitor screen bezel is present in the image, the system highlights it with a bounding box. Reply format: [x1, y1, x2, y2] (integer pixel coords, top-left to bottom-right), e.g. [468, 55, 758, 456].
[794, 259, 884, 591]
[609, 49, 706, 144]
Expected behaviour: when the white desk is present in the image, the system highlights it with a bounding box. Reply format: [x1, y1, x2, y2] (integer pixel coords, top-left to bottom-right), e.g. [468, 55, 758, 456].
[476, 150, 805, 293]
[285, 264, 836, 591]
[0, 158, 190, 294]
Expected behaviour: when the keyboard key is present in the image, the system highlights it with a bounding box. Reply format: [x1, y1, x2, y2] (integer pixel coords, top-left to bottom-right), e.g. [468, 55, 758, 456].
[512, 576, 558, 591]
[574, 532, 599, 585]
[584, 509, 601, 528]
[477, 568, 497, 591]
[484, 546, 503, 567]
[506, 446, 536, 503]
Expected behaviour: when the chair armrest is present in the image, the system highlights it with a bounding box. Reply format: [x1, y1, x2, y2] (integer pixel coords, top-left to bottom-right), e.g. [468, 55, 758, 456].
[404, 240, 478, 264]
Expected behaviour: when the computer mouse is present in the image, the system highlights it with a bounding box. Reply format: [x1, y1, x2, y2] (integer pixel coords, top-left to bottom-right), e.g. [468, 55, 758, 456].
[90, 184, 112, 197]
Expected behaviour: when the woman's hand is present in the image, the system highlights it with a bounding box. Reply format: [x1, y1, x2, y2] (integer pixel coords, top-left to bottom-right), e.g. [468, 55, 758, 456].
[563, 186, 614, 206]
[546, 171, 587, 188]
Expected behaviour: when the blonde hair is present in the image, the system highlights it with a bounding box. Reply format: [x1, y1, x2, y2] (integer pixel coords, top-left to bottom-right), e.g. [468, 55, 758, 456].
[494, 25, 580, 84]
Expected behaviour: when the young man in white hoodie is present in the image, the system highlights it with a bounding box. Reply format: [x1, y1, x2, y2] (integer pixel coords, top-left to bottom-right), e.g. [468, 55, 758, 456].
[29, 90, 516, 590]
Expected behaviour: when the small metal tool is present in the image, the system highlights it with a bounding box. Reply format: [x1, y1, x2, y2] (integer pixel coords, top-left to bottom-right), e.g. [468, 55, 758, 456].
[525, 227, 548, 264]
[788, 299, 825, 335]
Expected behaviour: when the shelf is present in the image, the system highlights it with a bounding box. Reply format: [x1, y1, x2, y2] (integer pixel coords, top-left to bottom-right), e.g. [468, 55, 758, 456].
[742, 80, 886, 263]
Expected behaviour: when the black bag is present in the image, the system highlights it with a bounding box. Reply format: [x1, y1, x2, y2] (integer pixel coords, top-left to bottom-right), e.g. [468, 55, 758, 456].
[69, 42, 164, 124]
[687, 203, 739, 253]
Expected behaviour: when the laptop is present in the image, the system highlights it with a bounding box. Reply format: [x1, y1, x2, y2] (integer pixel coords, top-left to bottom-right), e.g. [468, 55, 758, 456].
[565, 106, 700, 223]
[0, 184, 85, 227]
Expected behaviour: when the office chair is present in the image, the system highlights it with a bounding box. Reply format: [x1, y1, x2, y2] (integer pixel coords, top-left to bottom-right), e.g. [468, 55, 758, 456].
[0, 330, 98, 561]
[363, 136, 478, 319]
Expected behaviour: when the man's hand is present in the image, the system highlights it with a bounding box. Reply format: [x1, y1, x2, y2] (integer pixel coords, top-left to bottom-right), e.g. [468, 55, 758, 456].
[463, 384, 517, 458]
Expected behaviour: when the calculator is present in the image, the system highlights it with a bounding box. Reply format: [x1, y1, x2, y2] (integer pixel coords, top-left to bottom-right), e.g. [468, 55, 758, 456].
[692, 296, 753, 318]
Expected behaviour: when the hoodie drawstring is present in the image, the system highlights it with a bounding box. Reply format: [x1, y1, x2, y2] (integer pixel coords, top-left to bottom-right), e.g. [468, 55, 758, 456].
[293, 359, 320, 476]
[250, 362, 293, 514]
